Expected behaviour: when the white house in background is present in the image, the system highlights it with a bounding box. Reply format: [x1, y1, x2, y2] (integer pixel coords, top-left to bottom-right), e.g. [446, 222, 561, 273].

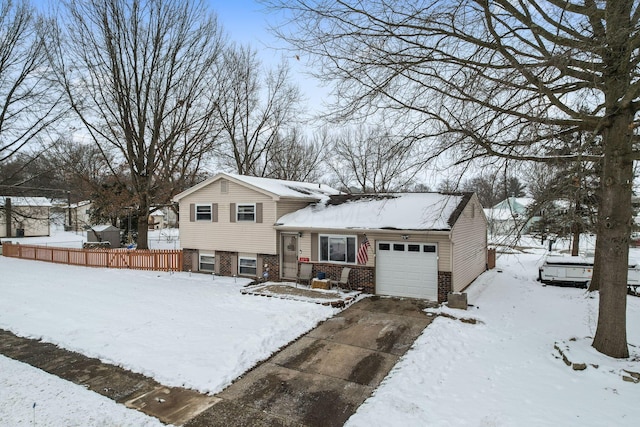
[485, 197, 542, 235]
[148, 209, 166, 230]
[174, 173, 488, 302]
[148, 207, 178, 229]
[0, 196, 52, 238]
[67, 200, 93, 231]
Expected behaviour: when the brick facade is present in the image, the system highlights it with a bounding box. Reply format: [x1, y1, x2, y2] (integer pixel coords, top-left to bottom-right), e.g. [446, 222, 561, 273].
[438, 271, 452, 303]
[186, 249, 449, 303]
[308, 262, 375, 293]
[260, 254, 279, 281]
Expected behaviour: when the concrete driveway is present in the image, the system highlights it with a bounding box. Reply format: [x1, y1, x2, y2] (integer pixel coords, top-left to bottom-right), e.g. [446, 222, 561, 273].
[186, 296, 437, 427]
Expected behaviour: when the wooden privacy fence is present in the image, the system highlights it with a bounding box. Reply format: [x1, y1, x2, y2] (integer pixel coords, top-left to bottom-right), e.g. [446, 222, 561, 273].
[2, 242, 182, 272]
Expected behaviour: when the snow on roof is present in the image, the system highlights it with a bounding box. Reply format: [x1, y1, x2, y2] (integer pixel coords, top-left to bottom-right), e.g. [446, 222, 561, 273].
[0, 196, 52, 207]
[173, 172, 340, 202]
[149, 209, 165, 217]
[91, 224, 119, 232]
[276, 193, 467, 231]
[492, 197, 535, 210]
[225, 173, 340, 199]
[484, 208, 523, 221]
[69, 200, 91, 209]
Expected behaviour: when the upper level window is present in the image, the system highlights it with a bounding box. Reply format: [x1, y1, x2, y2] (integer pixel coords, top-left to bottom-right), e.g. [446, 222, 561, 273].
[196, 204, 212, 221]
[237, 204, 255, 222]
[319, 235, 356, 263]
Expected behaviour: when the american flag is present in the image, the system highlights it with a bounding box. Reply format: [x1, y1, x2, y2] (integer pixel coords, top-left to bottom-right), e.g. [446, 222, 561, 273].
[357, 235, 371, 265]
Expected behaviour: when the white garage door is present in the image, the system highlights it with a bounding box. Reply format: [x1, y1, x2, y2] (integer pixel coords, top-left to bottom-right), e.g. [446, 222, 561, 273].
[376, 241, 438, 300]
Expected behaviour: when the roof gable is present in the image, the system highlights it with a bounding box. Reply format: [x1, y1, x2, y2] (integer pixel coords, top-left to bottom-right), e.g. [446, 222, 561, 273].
[276, 192, 470, 231]
[173, 173, 340, 202]
[492, 197, 534, 212]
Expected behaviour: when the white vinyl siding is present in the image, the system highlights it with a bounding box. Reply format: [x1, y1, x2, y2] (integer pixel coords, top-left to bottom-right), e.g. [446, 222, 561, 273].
[293, 230, 451, 271]
[450, 195, 488, 292]
[178, 179, 278, 254]
[0, 205, 51, 238]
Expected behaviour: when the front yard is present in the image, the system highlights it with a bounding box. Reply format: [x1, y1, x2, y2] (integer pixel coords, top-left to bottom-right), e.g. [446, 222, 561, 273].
[2, 234, 640, 426]
[0, 256, 339, 395]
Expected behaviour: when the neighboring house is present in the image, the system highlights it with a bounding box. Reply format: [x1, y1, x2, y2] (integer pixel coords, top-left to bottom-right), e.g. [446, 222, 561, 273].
[0, 196, 52, 238]
[175, 173, 488, 302]
[485, 197, 541, 235]
[67, 200, 93, 231]
[148, 207, 179, 229]
[148, 209, 166, 230]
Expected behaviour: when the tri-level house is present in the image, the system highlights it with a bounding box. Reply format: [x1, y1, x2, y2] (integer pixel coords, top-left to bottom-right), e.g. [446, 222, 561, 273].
[174, 173, 488, 302]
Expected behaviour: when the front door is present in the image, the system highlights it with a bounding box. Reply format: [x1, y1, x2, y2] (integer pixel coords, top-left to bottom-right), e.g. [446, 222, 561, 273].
[281, 234, 298, 279]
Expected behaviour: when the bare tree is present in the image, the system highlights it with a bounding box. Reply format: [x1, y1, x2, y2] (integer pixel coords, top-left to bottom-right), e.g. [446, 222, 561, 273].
[51, 0, 224, 249]
[0, 0, 64, 165]
[266, 1, 639, 358]
[461, 172, 506, 208]
[328, 125, 422, 193]
[525, 133, 601, 257]
[261, 127, 327, 182]
[213, 43, 303, 176]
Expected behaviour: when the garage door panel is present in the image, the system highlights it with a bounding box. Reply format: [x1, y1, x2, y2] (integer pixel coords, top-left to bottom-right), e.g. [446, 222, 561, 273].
[376, 241, 438, 300]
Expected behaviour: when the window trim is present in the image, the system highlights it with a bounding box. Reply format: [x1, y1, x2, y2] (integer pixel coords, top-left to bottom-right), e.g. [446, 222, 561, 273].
[195, 203, 212, 221]
[236, 203, 256, 222]
[319, 234, 357, 264]
[199, 253, 215, 272]
[238, 256, 257, 276]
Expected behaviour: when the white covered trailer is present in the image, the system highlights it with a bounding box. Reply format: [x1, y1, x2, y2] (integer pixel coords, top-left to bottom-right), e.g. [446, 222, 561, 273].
[538, 255, 640, 290]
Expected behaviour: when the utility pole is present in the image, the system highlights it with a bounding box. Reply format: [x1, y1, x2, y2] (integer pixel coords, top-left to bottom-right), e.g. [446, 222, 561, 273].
[5, 197, 12, 237]
[67, 191, 72, 231]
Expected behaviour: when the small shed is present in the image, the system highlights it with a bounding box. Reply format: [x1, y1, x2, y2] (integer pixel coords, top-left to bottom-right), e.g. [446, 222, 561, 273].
[87, 224, 121, 248]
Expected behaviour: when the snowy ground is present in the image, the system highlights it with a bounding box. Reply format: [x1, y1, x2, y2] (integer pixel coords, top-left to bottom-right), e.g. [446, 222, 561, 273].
[0, 355, 164, 427]
[347, 246, 640, 427]
[0, 254, 337, 425]
[0, 228, 180, 250]
[2, 232, 640, 426]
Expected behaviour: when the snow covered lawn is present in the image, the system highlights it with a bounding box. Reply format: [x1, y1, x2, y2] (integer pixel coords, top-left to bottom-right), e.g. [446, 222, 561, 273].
[347, 250, 640, 427]
[0, 256, 338, 395]
[3, 237, 640, 426]
[0, 355, 164, 427]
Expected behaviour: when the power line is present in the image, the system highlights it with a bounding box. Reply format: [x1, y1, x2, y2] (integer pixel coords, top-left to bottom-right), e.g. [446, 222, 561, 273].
[0, 184, 68, 192]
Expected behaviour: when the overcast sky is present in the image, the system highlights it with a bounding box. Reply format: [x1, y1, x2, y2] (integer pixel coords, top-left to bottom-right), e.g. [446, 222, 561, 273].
[211, 0, 330, 115]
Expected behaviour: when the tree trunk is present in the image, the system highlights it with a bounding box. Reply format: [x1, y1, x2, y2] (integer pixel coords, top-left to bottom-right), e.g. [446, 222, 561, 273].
[137, 211, 149, 250]
[588, 239, 601, 292]
[571, 224, 580, 257]
[591, 112, 632, 358]
[136, 189, 150, 250]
